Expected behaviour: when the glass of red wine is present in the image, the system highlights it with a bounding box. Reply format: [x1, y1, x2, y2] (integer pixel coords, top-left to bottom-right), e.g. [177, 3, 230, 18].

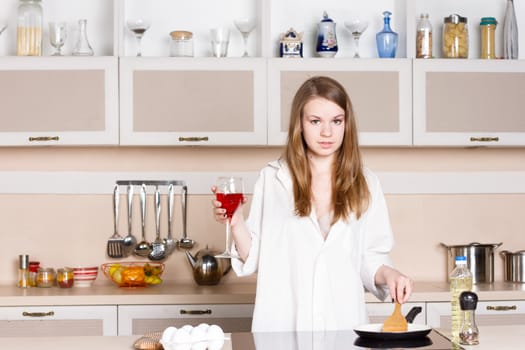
[215, 176, 244, 258]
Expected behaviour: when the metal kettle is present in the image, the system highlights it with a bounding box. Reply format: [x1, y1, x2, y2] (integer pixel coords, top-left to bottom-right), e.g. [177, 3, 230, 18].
[185, 246, 231, 285]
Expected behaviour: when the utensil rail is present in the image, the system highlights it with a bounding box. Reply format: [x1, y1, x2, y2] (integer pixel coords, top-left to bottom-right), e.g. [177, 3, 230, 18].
[116, 180, 186, 187]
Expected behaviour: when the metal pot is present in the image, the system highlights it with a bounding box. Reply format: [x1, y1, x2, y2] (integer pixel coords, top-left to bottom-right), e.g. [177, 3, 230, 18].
[501, 250, 525, 283]
[441, 242, 502, 284]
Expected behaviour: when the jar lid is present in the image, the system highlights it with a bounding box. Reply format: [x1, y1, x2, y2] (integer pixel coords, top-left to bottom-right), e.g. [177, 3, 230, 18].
[170, 30, 193, 40]
[444, 14, 467, 24]
[37, 267, 55, 273]
[480, 17, 497, 25]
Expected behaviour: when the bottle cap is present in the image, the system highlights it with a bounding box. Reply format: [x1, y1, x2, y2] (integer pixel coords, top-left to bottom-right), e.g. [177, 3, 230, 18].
[19, 255, 29, 269]
[455, 255, 467, 264]
[460, 291, 478, 310]
[480, 17, 497, 26]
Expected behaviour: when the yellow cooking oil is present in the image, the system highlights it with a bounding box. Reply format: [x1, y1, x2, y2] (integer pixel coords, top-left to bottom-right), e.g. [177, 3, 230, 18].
[450, 256, 473, 344]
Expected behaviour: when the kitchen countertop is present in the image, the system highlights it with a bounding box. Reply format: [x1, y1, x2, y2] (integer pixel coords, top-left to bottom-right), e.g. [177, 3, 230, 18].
[0, 281, 524, 306]
[1, 325, 522, 349]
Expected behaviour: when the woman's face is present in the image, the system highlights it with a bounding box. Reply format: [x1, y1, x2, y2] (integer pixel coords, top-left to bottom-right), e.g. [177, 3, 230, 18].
[301, 97, 346, 159]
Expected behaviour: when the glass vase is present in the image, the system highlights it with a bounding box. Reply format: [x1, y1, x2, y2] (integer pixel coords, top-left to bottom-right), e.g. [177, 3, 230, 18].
[376, 11, 398, 58]
[72, 19, 94, 56]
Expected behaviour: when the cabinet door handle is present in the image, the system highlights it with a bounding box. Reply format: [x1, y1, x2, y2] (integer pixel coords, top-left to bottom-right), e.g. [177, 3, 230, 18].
[470, 137, 499, 142]
[28, 136, 60, 142]
[486, 305, 517, 311]
[180, 309, 212, 315]
[22, 311, 55, 317]
[178, 137, 209, 142]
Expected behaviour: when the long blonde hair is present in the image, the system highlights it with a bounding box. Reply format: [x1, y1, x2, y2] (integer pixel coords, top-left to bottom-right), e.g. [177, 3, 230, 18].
[283, 76, 370, 222]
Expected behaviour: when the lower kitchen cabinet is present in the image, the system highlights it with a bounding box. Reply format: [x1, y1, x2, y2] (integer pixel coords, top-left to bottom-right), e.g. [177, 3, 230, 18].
[0, 305, 117, 337]
[118, 304, 254, 335]
[426, 300, 525, 328]
[366, 302, 427, 325]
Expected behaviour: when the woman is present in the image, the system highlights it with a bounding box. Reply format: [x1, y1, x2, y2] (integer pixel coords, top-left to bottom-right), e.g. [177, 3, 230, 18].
[212, 76, 413, 332]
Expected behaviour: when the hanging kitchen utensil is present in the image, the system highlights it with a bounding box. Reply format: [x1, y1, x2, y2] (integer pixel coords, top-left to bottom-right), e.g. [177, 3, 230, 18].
[149, 186, 167, 261]
[177, 185, 195, 249]
[134, 184, 152, 257]
[122, 184, 137, 257]
[163, 184, 176, 256]
[382, 302, 408, 332]
[107, 184, 124, 258]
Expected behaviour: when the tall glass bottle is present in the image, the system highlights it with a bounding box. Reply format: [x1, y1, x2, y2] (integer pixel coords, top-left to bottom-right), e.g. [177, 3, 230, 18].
[450, 256, 473, 345]
[503, 0, 519, 59]
[416, 13, 432, 58]
[16, 0, 43, 56]
[72, 19, 94, 56]
[376, 11, 398, 58]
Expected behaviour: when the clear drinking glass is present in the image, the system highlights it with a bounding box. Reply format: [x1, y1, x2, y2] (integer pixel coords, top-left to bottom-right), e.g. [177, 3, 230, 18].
[210, 27, 230, 57]
[234, 18, 256, 57]
[127, 18, 151, 57]
[344, 19, 368, 58]
[215, 176, 244, 259]
[49, 22, 66, 56]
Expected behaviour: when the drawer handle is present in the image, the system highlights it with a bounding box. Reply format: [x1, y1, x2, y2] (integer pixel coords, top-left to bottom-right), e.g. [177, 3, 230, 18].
[486, 305, 517, 311]
[180, 309, 212, 315]
[470, 137, 499, 142]
[22, 311, 55, 317]
[178, 137, 209, 142]
[28, 136, 60, 142]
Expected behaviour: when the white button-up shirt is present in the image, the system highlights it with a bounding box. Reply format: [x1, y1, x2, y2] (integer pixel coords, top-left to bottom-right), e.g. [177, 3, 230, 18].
[232, 159, 393, 332]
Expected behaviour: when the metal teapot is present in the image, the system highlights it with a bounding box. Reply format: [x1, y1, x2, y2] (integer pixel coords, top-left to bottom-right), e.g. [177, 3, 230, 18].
[185, 246, 231, 285]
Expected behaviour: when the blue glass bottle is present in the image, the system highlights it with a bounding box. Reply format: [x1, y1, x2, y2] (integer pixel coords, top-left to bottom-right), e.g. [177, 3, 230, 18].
[376, 11, 398, 58]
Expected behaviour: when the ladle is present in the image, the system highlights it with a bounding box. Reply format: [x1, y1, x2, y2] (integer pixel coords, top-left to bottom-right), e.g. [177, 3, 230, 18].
[148, 186, 167, 261]
[134, 184, 152, 257]
[177, 185, 195, 249]
[122, 185, 137, 257]
[163, 184, 176, 255]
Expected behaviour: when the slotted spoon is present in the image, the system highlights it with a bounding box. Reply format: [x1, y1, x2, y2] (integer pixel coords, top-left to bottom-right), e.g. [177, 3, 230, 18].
[107, 184, 124, 258]
[382, 302, 408, 332]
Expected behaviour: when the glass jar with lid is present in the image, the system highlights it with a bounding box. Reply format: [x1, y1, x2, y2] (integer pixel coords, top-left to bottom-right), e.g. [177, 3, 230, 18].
[36, 267, 56, 288]
[169, 30, 194, 57]
[480, 17, 497, 59]
[17, 0, 43, 56]
[443, 14, 468, 58]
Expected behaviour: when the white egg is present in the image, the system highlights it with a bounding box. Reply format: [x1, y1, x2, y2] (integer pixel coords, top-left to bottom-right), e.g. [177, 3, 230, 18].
[162, 326, 177, 343]
[190, 341, 208, 350]
[171, 343, 191, 350]
[181, 324, 194, 333]
[190, 327, 207, 343]
[195, 323, 210, 333]
[206, 324, 225, 340]
[172, 327, 192, 344]
[208, 338, 225, 350]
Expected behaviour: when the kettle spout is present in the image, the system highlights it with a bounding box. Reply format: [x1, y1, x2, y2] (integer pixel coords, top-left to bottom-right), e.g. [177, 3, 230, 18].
[185, 250, 197, 268]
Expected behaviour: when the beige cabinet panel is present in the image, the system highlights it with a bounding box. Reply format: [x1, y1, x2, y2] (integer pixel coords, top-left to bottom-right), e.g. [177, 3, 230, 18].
[119, 58, 267, 146]
[118, 304, 254, 335]
[0, 57, 119, 146]
[0, 305, 118, 336]
[268, 58, 412, 146]
[413, 60, 525, 146]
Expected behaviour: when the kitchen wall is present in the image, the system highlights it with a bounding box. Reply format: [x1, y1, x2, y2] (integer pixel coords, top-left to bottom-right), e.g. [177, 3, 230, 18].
[0, 146, 524, 287]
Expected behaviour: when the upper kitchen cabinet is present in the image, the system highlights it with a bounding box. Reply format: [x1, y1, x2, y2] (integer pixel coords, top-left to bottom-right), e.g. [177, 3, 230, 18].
[0, 57, 119, 146]
[119, 57, 267, 146]
[413, 59, 525, 147]
[267, 58, 412, 146]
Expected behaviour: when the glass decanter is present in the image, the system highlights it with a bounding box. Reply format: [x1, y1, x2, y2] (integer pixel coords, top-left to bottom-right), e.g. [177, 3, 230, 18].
[72, 19, 94, 56]
[376, 11, 398, 58]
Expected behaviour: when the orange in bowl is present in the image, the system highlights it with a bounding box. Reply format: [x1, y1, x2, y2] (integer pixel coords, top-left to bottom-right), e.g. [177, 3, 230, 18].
[101, 262, 164, 288]
[70, 266, 99, 287]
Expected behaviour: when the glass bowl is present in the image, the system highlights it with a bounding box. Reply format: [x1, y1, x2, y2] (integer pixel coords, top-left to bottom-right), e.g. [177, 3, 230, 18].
[101, 262, 164, 287]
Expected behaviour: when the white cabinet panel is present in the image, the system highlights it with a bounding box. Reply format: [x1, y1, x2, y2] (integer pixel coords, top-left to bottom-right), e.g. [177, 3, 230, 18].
[0, 305, 118, 336]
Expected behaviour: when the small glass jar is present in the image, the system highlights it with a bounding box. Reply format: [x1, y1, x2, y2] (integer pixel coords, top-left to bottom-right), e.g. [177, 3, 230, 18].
[36, 267, 56, 288]
[480, 17, 497, 59]
[16, 0, 43, 56]
[57, 268, 74, 288]
[28, 261, 40, 287]
[443, 14, 468, 58]
[169, 30, 194, 57]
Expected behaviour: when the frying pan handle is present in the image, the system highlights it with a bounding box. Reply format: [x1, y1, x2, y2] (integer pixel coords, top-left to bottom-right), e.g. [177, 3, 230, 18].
[404, 306, 422, 324]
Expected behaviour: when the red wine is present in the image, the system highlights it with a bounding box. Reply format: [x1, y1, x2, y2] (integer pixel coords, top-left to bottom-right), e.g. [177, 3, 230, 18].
[216, 193, 243, 218]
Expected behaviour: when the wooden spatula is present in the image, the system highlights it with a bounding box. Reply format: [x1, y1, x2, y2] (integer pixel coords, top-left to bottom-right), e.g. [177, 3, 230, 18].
[382, 302, 408, 332]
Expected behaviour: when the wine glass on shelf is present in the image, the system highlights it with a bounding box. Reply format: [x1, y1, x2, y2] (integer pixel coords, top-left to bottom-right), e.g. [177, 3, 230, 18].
[126, 18, 151, 57]
[344, 19, 368, 58]
[215, 176, 244, 259]
[234, 18, 256, 57]
[49, 22, 67, 56]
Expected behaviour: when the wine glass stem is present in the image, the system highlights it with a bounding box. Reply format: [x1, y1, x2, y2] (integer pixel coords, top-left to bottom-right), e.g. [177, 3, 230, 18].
[136, 37, 143, 57]
[224, 219, 232, 254]
[353, 35, 361, 58]
[242, 33, 249, 57]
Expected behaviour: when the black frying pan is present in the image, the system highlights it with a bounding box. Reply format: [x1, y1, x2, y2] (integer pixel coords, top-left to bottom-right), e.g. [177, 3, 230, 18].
[353, 306, 432, 341]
